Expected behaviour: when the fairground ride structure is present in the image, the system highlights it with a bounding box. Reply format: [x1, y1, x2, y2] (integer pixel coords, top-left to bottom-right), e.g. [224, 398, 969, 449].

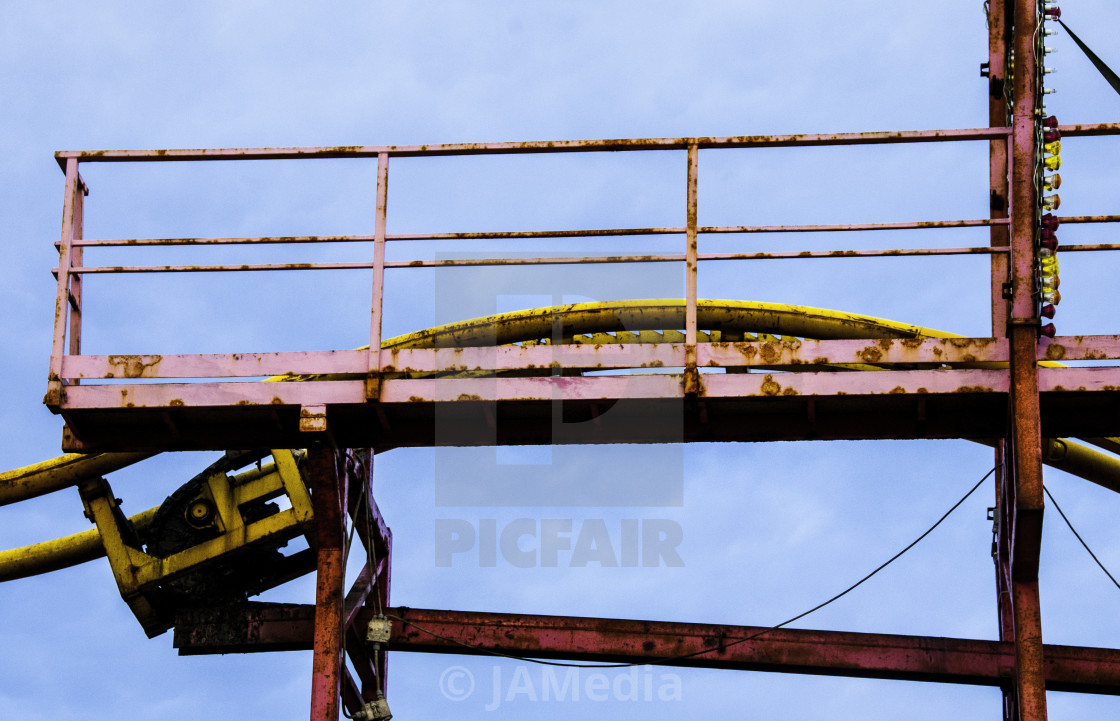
[3, 2, 1120, 719]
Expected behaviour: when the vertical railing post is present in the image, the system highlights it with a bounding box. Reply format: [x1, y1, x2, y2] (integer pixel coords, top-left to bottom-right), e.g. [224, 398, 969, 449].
[46, 157, 82, 410]
[684, 144, 699, 395]
[988, 0, 1012, 339]
[367, 152, 390, 401]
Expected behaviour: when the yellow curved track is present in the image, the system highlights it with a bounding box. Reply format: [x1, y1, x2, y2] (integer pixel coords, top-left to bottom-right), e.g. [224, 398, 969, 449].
[3, 299, 1118, 582]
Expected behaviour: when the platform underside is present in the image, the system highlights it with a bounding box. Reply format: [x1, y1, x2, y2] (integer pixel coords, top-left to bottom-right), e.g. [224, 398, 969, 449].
[59, 383, 1120, 452]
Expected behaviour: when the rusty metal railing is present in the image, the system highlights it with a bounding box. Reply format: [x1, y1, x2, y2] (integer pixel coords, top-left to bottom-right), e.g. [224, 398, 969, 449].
[46, 124, 1120, 411]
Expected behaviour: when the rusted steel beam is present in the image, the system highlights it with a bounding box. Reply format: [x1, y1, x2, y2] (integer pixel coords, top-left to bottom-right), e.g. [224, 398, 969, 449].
[308, 445, 346, 721]
[172, 605, 1120, 695]
[53, 127, 1013, 167]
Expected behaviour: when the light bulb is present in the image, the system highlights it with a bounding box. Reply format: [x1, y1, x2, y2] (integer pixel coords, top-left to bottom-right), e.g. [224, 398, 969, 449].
[1044, 173, 1061, 190]
[1043, 154, 1062, 171]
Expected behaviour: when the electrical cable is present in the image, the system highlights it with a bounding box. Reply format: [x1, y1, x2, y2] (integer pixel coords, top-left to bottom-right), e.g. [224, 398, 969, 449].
[387, 465, 997, 669]
[1057, 19, 1120, 98]
[1043, 484, 1120, 592]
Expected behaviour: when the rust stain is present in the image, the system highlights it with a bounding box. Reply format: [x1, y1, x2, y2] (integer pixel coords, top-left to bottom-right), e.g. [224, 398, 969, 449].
[408, 395, 426, 403]
[901, 338, 923, 349]
[759, 343, 782, 365]
[917, 387, 929, 394]
[781, 387, 799, 396]
[888, 386, 907, 394]
[812, 357, 829, 364]
[858, 346, 883, 363]
[107, 354, 162, 379]
[1044, 344, 1067, 361]
[271, 397, 284, 405]
[955, 385, 994, 393]
[169, 399, 185, 407]
[456, 393, 482, 401]
[760, 375, 782, 396]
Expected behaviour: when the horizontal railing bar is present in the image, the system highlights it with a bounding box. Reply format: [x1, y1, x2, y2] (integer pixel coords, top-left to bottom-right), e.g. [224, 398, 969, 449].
[53, 127, 1013, 167]
[699, 246, 1008, 260]
[60, 338, 1014, 381]
[59, 244, 1010, 274]
[702, 219, 1010, 233]
[1058, 123, 1120, 136]
[385, 254, 683, 268]
[60, 218, 1014, 249]
[387, 227, 684, 240]
[1057, 244, 1120, 252]
[1058, 215, 1120, 224]
[63, 262, 375, 274]
[65, 234, 378, 248]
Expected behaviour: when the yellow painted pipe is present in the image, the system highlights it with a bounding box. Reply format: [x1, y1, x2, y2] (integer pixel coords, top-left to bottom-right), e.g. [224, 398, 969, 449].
[0, 451, 154, 507]
[0, 506, 158, 582]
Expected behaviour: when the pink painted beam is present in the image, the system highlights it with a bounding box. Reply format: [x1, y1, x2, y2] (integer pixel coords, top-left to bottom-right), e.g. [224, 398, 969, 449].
[1038, 336, 1120, 362]
[62, 350, 367, 380]
[382, 369, 1008, 404]
[57, 340, 1015, 383]
[59, 379, 364, 409]
[1040, 367, 1120, 392]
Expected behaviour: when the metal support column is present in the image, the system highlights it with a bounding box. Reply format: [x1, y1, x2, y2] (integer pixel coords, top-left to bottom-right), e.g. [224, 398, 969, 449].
[308, 444, 347, 721]
[1006, 1, 1047, 719]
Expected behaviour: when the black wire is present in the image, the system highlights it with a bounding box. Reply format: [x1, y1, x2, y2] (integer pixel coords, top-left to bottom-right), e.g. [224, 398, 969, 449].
[388, 465, 997, 669]
[1044, 484, 1120, 592]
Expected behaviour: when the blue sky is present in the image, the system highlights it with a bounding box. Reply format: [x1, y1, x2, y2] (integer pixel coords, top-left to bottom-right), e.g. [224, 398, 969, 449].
[2, 2, 1120, 719]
